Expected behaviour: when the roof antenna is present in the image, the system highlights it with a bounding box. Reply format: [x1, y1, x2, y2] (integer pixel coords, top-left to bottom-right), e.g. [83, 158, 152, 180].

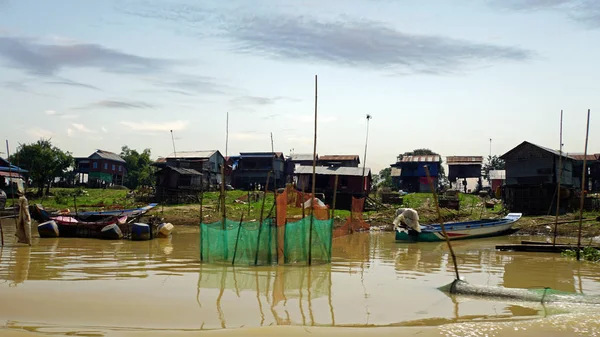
[170, 130, 177, 159]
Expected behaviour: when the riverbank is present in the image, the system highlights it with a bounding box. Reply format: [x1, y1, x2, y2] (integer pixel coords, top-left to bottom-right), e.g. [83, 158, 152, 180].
[24, 188, 600, 238]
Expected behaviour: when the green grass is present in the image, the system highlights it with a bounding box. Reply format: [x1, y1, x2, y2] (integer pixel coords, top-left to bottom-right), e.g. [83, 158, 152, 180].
[30, 187, 131, 211]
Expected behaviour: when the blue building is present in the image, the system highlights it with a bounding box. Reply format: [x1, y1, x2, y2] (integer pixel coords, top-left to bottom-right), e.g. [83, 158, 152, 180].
[390, 154, 441, 193]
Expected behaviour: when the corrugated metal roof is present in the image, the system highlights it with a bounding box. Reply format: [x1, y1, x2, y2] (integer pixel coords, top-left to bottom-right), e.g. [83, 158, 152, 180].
[163, 167, 202, 175]
[319, 155, 360, 161]
[91, 150, 125, 163]
[488, 170, 506, 180]
[295, 165, 371, 177]
[500, 141, 576, 160]
[399, 155, 441, 163]
[240, 152, 284, 158]
[289, 154, 317, 161]
[446, 156, 484, 164]
[166, 150, 218, 159]
[568, 153, 598, 161]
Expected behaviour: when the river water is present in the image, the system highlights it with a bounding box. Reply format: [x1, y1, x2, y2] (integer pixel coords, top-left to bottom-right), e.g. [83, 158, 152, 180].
[1, 219, 600, 336]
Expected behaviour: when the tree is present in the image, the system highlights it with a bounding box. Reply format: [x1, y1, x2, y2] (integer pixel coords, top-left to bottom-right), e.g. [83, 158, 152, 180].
[120, 145, 153, 190]
[377, 167, 393, 188]
[482, 155, 505, 182]
[10, 139, 74, 196]
[398, 148, 449, 188]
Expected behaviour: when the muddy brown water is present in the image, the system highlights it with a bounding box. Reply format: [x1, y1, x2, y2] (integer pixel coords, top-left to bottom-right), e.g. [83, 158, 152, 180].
[1, 219, 600, 336]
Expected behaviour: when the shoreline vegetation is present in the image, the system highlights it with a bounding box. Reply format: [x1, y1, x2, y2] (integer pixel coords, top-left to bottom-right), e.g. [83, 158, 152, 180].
[25, 187, 600, 238]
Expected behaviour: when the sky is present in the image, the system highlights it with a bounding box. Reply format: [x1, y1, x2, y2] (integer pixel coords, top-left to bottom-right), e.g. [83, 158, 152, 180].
[0, 0, 598, 174]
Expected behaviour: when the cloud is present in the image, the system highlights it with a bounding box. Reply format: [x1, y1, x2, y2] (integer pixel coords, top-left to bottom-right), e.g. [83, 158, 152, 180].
[488, 0, 600, 28]
[101, 126, 108, 133]
[286, 135, 312, 145]
[120, 120, 189, 131]
[1, 80, 55, 97]
[230, 131, 266, 140]
[27, 127, 54, 139]
[123, 4, 534, 74]
[71, 123, 95, 133]
[45, 109, 79, 119]
[230, 95, 300, 106]
[74, 100, 156, 110]
[44, 78, 101, 91]
[151, 76, 234, 96]
[289, 114, 337, 124]
[0, 34, 177, 76]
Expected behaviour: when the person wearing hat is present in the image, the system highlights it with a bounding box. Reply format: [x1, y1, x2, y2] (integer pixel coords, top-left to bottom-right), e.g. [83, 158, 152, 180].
[393, 208, 421, 236]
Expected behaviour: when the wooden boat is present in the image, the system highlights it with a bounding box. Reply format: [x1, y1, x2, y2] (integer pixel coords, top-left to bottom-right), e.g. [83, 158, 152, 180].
[100, 223, 124, 240]
[45, 215, 128, 238]
[30, 203, 158, 223]
[38, 220, 59, 238]
[395, 213, 522, 242]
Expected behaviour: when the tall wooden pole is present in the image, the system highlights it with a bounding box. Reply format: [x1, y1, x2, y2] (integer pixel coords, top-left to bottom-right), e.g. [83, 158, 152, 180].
[553, 110, 564, 246]
[308, 75, 318, 266]
[362, 115, 372, 195]
[226, 112, 229, 157]
[576, 109, 591, 261]
[425, 166, 460, 280]
[254, 171, 271, 265]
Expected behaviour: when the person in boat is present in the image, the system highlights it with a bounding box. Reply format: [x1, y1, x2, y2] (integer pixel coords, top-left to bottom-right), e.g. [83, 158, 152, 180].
[392, 208, 421, 236]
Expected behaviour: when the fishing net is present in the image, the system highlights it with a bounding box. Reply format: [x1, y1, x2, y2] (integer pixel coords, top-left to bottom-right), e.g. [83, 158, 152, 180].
[200, 216, 333, 266]
[333, 197, 370, 238]
[439, 279, 600, 304]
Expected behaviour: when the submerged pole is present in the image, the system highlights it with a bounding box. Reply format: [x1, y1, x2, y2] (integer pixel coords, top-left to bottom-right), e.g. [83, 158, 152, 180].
[553, 109, 564, 246]
[425, 165, 460, 280]
[308, 74, 318, 266]
[577, 109, 591, 261]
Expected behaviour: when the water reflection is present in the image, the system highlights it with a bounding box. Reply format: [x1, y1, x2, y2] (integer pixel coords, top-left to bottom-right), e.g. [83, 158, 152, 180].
[1, 223, 600, 332]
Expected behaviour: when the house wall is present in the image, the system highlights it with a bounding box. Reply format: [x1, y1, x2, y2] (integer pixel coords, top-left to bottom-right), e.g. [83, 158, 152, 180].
[504, 156, 573, 186]
[448, 164, 481, 180]
[234, 156, 286, 189]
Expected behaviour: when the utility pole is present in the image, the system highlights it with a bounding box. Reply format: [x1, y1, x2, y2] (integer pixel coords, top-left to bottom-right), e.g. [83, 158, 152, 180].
[362, 114, 372, 193]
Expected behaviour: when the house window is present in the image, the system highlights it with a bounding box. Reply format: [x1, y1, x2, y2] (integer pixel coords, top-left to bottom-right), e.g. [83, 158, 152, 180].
[104, 163, 108, 170]
[93, 162, 98, 169]
[118, 165, 122, 172]
[112, 164, 116, 171]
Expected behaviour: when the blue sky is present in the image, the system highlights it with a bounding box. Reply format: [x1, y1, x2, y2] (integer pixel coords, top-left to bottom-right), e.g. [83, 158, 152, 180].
[0, 0, 598, 173]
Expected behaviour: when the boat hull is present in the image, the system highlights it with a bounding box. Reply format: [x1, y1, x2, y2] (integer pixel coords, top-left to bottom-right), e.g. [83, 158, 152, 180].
[395, 213, 522, 242]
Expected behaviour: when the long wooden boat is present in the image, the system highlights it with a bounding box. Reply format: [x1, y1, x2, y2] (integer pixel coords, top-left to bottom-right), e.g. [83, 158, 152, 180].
[395, 213, 522, 242]
[47, 215, 129, 238]
[31, 203, 158, 222]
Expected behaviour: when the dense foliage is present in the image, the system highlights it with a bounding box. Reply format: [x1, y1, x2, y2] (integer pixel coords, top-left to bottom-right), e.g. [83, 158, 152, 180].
[10, 139, 74, 196]
[120, 146, 154, 189]
[482, 155, 506, 182]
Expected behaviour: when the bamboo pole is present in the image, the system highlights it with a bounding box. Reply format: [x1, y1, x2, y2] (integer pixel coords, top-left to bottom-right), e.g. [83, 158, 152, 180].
[425, 165, 460, 280]
[231, 214, 245, 265]
[329, 175, 339, 262]
[553, 109, 564, 246]
[221, 164, 226, 226]
[577, 109, 591, 261]
[254, 171, 271, 265]
[308, 75, 318, 266]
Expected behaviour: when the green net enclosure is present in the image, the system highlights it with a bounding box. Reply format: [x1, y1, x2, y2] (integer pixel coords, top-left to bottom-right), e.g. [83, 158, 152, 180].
[200, 216, 333, 266]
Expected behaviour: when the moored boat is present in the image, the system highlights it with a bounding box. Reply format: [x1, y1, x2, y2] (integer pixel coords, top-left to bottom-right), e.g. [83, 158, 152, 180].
[44, 215, 128, 238]
[395, 213, 522, 242]
[30, 203, 158, 223]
